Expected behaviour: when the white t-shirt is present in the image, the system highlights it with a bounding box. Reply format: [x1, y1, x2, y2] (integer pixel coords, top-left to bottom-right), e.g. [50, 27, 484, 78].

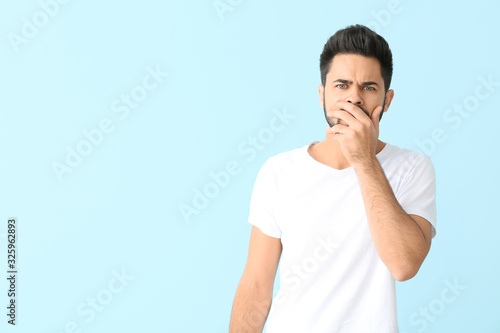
[248, 140, 437, 333]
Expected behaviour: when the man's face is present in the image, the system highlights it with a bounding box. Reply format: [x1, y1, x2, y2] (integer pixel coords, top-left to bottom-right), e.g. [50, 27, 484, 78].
[319, 53, 394, 128]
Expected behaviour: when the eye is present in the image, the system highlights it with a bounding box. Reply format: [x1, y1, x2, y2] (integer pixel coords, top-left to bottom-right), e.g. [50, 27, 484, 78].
[365, 86, 375, 91]
[336, 84, 347, 89]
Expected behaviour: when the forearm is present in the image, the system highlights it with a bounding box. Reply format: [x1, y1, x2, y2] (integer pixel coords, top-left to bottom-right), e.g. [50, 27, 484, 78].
[229, 278, 272, 333]
[353, 157, 429, 281]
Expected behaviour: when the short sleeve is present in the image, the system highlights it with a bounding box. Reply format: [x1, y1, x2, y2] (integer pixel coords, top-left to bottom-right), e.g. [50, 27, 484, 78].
[247, 158, 282, 238]
[397, 155, 437, 238]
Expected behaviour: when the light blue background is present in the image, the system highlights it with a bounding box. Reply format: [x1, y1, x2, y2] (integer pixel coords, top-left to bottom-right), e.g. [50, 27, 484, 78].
[1, 0, 499, 332]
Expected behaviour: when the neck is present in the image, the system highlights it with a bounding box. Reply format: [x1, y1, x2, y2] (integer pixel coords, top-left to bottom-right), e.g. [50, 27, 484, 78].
[308, 129, 385, 170]
[320, 138, 350, 169]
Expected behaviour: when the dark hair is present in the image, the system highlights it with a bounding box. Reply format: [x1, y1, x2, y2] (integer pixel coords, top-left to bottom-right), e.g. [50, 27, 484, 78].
[319, 24, 393, 91]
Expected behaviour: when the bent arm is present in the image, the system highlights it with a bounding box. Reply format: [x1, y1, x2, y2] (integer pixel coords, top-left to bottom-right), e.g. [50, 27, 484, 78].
[354, 158, 433, 281]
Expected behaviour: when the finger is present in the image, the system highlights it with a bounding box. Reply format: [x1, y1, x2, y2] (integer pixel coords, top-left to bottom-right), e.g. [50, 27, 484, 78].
[328, 124, 350, 143]
[371, 105, 383, 133]
[336, 102, 369, 120]
[327, 123, 349, 135]
[327, 110, 357, 126]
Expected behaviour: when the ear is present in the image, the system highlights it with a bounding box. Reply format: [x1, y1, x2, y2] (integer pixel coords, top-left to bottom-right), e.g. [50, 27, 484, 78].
[318, 84, 325, 108]
[383, 89, 395, 113]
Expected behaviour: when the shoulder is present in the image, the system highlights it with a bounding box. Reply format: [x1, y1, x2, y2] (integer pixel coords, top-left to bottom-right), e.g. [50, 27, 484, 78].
[270, 143, 310, 166]
[259, 143, 311, 176]
[379, 143, 434, 183]
[381, 143, 431, 168]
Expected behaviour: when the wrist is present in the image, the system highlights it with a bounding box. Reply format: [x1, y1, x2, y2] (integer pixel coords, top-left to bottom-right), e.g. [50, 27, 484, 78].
[351, 154, 379, 172]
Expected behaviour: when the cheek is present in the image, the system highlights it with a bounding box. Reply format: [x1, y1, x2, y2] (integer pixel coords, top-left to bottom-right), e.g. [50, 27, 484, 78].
[366, 94, 385, 108]
[324, 92, 341, 109]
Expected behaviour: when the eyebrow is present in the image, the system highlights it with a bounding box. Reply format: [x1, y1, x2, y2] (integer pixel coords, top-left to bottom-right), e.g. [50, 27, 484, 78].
[332, 79, 379, 87]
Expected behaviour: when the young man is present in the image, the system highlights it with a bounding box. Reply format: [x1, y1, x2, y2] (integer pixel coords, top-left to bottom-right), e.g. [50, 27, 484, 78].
[229, 24, 437, 332]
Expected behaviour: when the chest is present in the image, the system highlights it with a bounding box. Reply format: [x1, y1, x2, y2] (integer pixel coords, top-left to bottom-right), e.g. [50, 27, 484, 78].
[274, 172, 372, 251]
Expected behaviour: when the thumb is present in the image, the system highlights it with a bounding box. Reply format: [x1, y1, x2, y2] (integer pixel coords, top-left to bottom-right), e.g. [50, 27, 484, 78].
[371, 105, 383, 132]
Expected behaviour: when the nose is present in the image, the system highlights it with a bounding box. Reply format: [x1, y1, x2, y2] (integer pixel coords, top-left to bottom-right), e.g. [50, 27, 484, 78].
[346, 88, 363, 105]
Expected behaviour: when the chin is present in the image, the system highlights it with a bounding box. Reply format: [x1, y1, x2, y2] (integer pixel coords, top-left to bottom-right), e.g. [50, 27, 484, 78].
[325, 116, 337, 128]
